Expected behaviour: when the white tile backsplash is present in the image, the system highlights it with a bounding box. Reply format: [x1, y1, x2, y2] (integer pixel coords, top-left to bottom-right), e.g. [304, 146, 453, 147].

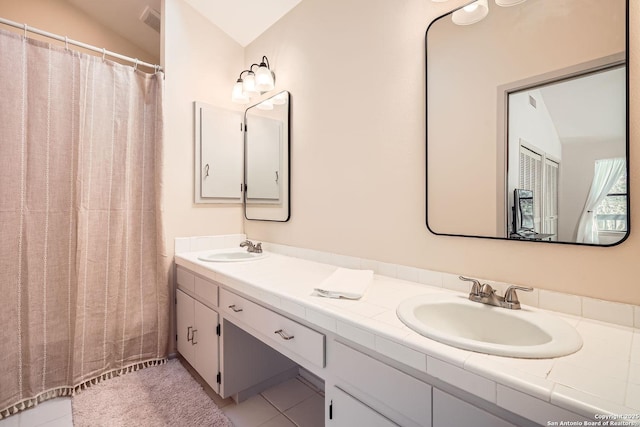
[377, 262, 398, 278]
[396, 265, 420, 283]
[539, 290, 582, 317]
[224, 234, 247, 248]
[442, 273, 470, 293]
[332, 254, 362, 269]
[418, 268, 443, 287]
[582, 297, 635, 327]
[360, 258, 381, 274]
[174, 237, 191, 254]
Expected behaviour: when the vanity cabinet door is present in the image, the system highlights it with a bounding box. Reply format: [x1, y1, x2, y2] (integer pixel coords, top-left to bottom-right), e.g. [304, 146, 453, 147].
[193, 299, 219, 392]
[176, 289, 196, 364]
[327, 387, 398, 427]
[433, 389, 516, 427]
[176, 289, 220, 393]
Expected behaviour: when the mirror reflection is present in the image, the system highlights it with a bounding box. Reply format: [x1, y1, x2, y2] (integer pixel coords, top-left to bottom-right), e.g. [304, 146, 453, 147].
[426, 0, 628, 245]
[244, 91, 290, 221]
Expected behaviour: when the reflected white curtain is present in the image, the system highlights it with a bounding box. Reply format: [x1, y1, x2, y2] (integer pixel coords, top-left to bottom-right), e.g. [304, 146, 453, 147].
[575, 158, 625, 244]
[0, 28, 169, 418]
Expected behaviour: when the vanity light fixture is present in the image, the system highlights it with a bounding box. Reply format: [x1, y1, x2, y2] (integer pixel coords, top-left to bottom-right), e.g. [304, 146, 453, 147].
[433, 0, 526, 25]
[231, 55, 276, 104]
[452, 0, 489, 25]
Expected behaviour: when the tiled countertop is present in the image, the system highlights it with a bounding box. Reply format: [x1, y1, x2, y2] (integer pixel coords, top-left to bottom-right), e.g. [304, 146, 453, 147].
[175, 250, 640, 425]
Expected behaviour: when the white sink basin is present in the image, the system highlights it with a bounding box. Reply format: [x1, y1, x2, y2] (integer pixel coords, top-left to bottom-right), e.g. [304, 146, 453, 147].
[397, 294, 582, 358]
[197, 249, 268, 262]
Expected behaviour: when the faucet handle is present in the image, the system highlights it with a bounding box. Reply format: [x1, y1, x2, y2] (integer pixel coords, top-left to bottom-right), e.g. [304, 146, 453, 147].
[459, 276, 481, 296]
[504, 285, 533, 309]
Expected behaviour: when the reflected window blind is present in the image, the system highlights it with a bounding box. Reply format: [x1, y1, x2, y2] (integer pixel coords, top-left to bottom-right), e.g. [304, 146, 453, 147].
[519, 146, 543, 231]
[543, 159, 559, 236]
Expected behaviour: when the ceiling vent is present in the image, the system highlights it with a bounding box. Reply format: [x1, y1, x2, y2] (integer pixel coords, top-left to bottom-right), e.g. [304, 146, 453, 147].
[140, 6, 161, 33]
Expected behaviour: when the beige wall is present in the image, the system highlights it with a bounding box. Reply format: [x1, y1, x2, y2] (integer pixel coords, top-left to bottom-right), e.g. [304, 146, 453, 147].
[243, 0, 640, 305]
[0, 0, 158, 65]
[162, 0, 245, 260]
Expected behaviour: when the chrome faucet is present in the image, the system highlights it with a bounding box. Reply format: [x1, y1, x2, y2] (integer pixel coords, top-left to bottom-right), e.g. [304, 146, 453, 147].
[240, 240, 262, 253]
[459, 276, 532, 310]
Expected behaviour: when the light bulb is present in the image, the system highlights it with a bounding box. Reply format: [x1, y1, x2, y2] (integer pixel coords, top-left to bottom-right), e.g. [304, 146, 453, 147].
[452, 0, 489, 25]
[231, 79, 249, 104]
[243, 72, 258, 97]
[255, 62, 275, 92]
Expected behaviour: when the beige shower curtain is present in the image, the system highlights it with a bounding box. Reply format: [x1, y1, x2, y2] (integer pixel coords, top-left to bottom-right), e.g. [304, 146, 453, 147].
[0, 29, 169, 417]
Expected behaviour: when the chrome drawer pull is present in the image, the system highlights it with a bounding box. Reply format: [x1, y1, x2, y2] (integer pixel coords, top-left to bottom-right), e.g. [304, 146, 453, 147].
[187, 326, 193, 342]
[191, 329, 198, 345]
[274, 329, 294, 340]
[228, 304, 243, 312]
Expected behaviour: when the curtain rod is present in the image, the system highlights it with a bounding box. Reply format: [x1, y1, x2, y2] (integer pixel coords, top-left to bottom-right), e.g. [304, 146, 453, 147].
[0, 16, 163, 72]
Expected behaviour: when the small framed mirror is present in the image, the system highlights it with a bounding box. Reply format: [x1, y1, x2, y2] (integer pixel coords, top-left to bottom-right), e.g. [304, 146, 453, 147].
[193, 103, 243, 204]
[426, 0, 628, 246]
[244, 91, 290, 221]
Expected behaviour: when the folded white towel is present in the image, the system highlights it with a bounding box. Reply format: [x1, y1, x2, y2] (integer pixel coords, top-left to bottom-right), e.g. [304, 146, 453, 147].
[314, 268, 374, 300]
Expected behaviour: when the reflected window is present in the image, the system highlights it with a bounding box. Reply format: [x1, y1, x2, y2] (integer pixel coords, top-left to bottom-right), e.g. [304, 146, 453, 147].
[596, 170, 627, 232]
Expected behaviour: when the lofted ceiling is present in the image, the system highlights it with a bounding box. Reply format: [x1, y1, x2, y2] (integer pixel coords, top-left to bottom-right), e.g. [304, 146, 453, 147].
[540, 66, 626, 144]
[64, 0, 302, 60]
[184, 0, 302, 47]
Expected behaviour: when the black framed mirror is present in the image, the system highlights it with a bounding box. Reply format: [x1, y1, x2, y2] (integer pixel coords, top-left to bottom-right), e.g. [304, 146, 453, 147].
[426, 0, 628, 245]
[244, 90, 290, 221]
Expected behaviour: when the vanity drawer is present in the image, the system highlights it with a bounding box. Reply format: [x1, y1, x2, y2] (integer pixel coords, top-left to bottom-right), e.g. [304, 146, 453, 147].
[220, 288, 325, 367]
[176, 267, 218, 308]
[330, 341, 431, 426]
[176, 266, 195, 293]
[194, 276, 218, 308]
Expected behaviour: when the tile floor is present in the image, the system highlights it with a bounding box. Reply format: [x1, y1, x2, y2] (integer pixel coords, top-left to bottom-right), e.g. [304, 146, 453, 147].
[0, 372, 324, 427]
[221, 377, 325, 427]
[0, 398, 73, 427]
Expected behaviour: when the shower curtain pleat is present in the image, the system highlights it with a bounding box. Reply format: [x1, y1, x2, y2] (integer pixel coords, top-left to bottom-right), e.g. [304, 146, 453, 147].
[0, 28, 169, 418]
